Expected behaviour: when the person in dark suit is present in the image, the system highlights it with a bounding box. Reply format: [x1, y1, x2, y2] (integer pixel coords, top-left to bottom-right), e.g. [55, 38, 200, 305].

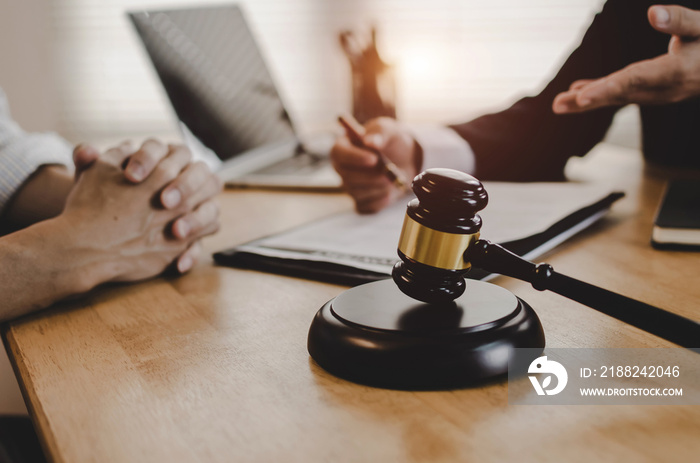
[331, 2, 700, 213]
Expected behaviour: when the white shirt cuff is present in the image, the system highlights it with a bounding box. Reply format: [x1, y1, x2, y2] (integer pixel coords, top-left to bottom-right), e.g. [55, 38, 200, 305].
[408, 125, 475, 174]
[0, 132, 73, 213]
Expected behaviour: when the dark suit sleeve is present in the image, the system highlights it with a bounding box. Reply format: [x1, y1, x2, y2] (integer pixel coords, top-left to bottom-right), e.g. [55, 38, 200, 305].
[449, 0, 654, 181]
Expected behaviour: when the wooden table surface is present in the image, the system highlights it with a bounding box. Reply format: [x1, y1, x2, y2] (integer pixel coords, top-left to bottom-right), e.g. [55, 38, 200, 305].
[4, 144, 700, 463]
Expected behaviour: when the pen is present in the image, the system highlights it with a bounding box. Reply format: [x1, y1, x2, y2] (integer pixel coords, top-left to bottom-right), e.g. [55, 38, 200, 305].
[337, 114, 408, 190]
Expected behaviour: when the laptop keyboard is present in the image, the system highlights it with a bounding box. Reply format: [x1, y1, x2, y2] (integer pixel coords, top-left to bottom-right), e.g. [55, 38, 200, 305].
[254, 152, 329, 176]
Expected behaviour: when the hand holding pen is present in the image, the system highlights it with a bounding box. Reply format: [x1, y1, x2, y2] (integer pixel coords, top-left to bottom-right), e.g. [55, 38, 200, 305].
[331, 116, 420, 214]
[338, 115, 408, 190]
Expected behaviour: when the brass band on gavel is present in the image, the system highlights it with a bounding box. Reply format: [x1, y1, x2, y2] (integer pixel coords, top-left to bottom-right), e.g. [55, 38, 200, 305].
[397, 213, 479, 271]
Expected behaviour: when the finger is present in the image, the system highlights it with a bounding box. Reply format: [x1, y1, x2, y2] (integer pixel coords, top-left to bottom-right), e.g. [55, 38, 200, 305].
[180, 174, 223, 212]
[102, 140, 135, 167]
[356, 177, 406, 214]
[552, 89, 585, 114]
[123, 138, 171, 183]
[363, 133, 387, 152]
[568, 79, 594, 91]
[356, 191, 393, 214]
[362, 118, 394, 149]
[172, 199, 220, 240]
[575, 55, 682, 109]
[167, 174, 223, 211]
[347, 184, 392, 203]
[147, 144, 193, 190]
[176, 242, 202, 274]
[72, 144, 100, 179]
[363, 117, 392, 133]
[330, 137, 379, 169]
[363, 118, 415, 161]
[649, 5, 700, 37]
[338, 169, 391, 188]
[160, 161, 212, 210]
[668, 34, 682, 54]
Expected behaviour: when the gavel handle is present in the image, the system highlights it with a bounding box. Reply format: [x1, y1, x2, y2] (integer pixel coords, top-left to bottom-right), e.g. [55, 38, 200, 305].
[467, 240, 700, 348]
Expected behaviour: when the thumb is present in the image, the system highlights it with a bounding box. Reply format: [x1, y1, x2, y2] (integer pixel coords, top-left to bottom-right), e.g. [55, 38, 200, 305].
[362, 133, 386, 151]
[72, 144, 99, 180]
[649, 5, 700, 37]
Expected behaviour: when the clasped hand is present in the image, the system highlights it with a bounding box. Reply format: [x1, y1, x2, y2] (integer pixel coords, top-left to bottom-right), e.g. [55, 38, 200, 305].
[64, 139, 222, 289]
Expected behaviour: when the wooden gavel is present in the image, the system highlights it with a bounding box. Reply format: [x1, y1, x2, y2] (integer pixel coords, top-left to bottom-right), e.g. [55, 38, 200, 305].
[392, 168, 700, 348]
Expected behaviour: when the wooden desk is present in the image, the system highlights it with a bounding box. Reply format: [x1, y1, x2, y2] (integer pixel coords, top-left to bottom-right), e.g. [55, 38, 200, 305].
[4, 144, 700, 463]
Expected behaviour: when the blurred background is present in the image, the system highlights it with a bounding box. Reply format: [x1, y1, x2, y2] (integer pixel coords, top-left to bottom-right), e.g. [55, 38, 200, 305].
[0, 0, 639, 414]
[1, 0, 638, 147]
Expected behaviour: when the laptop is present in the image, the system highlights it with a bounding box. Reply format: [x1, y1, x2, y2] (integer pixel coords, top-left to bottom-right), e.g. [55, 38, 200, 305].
[128, 4, 341, 190]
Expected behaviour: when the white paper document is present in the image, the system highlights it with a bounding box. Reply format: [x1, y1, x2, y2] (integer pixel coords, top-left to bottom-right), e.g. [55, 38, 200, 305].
[236, 182, 622, 275]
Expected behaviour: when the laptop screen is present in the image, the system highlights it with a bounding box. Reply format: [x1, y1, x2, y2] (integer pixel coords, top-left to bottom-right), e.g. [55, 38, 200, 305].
[129, 5, 297, 162]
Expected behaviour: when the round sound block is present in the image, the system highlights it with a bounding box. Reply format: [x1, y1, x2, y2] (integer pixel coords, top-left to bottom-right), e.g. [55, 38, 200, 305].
[308, 279, 545, 389]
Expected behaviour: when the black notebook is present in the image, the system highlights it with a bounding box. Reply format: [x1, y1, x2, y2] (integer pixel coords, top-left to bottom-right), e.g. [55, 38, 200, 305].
[652, 180, 700, 250]
[215, 183, 625, 286]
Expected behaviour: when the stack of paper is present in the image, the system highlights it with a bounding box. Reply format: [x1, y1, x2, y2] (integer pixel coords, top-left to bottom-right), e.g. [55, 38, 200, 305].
[215, 182, 624, 285]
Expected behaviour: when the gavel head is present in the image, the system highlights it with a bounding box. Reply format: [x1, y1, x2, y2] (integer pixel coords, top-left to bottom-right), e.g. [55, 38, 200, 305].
[392, 168, 488, 304]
